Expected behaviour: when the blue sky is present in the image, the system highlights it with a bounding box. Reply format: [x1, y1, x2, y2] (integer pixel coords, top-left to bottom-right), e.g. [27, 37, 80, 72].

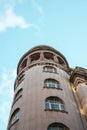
[0, 0, 87, 130]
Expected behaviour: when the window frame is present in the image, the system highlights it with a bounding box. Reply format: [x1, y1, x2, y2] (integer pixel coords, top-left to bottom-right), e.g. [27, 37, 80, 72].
[14, 88, 23, 103]
[44, 78, 62, 90]
[43, 66, 57, 73]
[47, 122, 70, 130]
[11, 110, 20, 124]
[45, 97, 65, 112]
[9, 108, 20, 128]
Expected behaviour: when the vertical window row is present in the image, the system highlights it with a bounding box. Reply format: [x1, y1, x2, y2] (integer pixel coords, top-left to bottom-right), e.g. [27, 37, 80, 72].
[43, 66, 66, 112]
[43, 66, 62, 90]
[9, 88, 23, 128]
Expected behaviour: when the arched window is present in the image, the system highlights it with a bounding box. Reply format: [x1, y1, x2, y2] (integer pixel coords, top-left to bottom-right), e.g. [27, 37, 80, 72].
[30, 53, 40, 62]
[45, 97, 65, 111]
[14, 88, 23, 102]
[44, 79, 60, 89]
[58, 57, 65, 65]
[44, 52, 54, 60]
[17, 72, 25, 86]
[10, 108, 20, 125]
[21, 59, 27, 69]
[43, 66, 57, 73]
[47, 122, 69, 130]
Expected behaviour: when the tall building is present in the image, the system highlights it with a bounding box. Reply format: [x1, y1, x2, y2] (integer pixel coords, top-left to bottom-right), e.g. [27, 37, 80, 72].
[7, 45, 87, 130]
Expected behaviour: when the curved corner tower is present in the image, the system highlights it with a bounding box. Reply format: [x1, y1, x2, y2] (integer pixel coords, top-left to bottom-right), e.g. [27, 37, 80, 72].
[7, 45, 87, 130]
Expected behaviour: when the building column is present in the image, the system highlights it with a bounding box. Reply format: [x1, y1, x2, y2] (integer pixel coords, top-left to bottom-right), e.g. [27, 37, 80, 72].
[76, 84, 87, 119]
[18, 64, 22, 74]
[27, 56, 31, 66]
[40, 52, 44, 60]
[53, 55, 58, 63]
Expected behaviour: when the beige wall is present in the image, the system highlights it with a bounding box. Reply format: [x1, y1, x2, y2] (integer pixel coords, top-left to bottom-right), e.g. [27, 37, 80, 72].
[9, 65, 84, 130]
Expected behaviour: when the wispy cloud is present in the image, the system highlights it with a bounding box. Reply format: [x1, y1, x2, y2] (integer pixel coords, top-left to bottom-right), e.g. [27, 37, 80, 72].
[0, 0, 23, 7]
[30, 0, 45, 35]
[0, 7, 32, 31]
[0, 69, 16, 95]
[31, 0, 45, 23]
[0, 69, 16, 126]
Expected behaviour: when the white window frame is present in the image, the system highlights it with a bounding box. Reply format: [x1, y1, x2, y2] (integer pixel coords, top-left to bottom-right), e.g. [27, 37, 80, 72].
[45, 99, 64, 111]
[44, 66, 57, 73]
[44, 80, 60, 89]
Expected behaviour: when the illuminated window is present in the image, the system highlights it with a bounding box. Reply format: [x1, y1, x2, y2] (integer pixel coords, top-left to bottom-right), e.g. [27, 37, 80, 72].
[43, 66, 57, 73]
[44, 79, 60, 89]
[48, 123, 69, 130]
[45, 97, 64, 111]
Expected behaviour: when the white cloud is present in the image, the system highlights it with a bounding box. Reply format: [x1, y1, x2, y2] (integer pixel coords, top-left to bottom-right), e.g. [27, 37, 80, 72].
[0, 0, 41, 32]
[0, 7, 32, 31]
[0, 69, 16, 126]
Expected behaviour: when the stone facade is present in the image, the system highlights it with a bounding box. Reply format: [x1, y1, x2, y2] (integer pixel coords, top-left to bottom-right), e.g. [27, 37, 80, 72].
[7, 45, 87, 130]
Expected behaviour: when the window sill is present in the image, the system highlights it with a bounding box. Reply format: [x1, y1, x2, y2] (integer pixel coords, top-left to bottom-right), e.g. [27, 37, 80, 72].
[44, 109, 68, 114]
[12, 95, 22, 107]
[8, 119, 19, 130]
[43, 70, 58, 74]
[44, 86, 63, 90]
[14, 78, 24, 90]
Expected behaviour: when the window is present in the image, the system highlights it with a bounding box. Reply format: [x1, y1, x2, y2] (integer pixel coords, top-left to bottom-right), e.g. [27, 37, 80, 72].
[10, 108, 20, 125]
[44, 79, 60, 89]
[43, 66, 57, 73]
[45, 97, 65, 111]
[18, 73, 24, 85]
[30, 53, 40, 62]
[44, 52, 54, 60]
[14, 72, 25, 90]
[14, 88, 23, 102]
[21, 59, 27, 69]
[47, 123, 69, 130]
[58, 57, 65, 65]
